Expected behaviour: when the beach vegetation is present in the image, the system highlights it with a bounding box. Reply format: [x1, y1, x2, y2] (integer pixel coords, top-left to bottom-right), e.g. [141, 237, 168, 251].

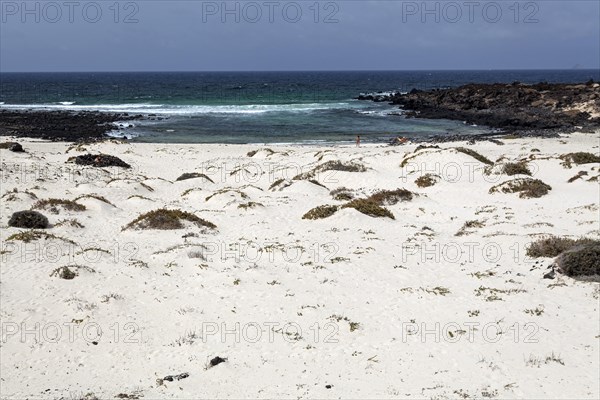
[342, 199, 395, 219]
[489, 178, 551, 198]
[123, 208, 216, 230]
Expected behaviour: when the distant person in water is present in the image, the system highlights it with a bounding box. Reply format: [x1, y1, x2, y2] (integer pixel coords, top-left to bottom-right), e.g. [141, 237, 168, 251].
[356, 135, 361, 147]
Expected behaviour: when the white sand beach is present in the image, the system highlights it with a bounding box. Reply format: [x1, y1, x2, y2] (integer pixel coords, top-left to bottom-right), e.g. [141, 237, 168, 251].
[1, 133, 599, 399]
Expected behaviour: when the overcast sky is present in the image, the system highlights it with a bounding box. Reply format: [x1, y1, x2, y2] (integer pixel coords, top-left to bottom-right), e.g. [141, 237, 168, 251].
[1, 0, 599, 71]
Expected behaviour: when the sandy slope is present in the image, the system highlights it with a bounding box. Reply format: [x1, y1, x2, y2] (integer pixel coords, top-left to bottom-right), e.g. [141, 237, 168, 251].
[1, 133, 599, 399]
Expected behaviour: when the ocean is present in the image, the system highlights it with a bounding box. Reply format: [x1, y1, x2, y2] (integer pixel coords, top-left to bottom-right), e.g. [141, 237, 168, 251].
[1, 70, 598, 144]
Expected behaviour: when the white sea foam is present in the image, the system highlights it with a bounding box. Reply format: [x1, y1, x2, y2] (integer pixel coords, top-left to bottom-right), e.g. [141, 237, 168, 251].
[0, 102, 353, 115]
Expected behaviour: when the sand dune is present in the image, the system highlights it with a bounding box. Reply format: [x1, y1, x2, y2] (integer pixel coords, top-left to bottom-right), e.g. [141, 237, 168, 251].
[1, 133, 599, 399]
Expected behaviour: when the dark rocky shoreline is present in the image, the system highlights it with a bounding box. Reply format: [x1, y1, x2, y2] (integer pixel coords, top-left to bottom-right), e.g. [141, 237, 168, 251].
[0, 110, 141, 142]
[358, 81, 600, 142]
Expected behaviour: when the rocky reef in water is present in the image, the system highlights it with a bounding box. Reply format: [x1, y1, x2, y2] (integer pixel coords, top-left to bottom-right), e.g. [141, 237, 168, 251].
[357, 81, 600, 133]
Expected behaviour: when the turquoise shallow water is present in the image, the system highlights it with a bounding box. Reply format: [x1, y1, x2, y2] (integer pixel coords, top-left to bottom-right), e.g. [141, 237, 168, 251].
[1, 70, 598, 144]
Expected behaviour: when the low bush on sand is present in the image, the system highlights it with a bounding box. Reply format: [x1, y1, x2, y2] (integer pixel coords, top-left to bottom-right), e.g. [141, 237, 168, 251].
[6, 230, 76, 244]
[124, 209, 216, 230]
[342, 199, 395, 219]
[554, 243, 600, 279]
[526, 236, 597, 258]
[489, 178, 551, 198]
[238, 202, 264, 210]
[455, 147, 493, 165]
[176, 172, 215, 183]
[560, 152, 600, 166]
[415, 173, 440, 188]
[32, 198, 86, 213]
[302, 205, 339, 220]
[502, 162, 532, 176]
[8, 210, 48, 229]
[294, 160, 367, 180]
[368, 188, 414, 205]
[330, 187, 354, 201]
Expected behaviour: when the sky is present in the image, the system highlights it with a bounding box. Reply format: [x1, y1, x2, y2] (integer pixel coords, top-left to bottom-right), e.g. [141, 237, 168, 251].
[1, 0, 599, 72]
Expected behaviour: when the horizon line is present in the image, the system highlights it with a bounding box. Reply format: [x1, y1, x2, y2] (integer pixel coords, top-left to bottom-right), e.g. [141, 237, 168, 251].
[1, 68, 599, 74]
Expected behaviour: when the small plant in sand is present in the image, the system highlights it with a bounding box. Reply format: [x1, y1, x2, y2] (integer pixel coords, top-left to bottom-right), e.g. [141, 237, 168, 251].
[8, 210, 48, 229]
[175, 172, 215, 183]
[238, 202, 264, 210]
[526, 236, 597, 258]
[502, 162, 532, 176]
[524, 306, 545, 316]
[74, 194, 115, 207]
[205, 188, 249, 201]
[302, 205, 339, 220]
[293, 160, 367, 180]
[54, 218, 85, 228]
[455, 220, 485, 236]
[247, 148, 275, 157]
[454, 147, 493, 165]
[50, 265, 94, 280]
[367, 188, 414, 205]
[123, 208, 216, 230]
[329, 315, 360, 332]
[269, 178, 286, 191]
[32, 198, 86, 213]
[474, 286, 527, 301]
[526, 352, 564, 367]
[330, 187, 354, 201]
[7, 230, 76, 244]
[415, 173, 440, 188]
[567, 171, 588, 183]
[489, 178, 551, 198]
[560, 152, 600, 167]
[342, 199, 395, 219]
[309, 179, 328, 189]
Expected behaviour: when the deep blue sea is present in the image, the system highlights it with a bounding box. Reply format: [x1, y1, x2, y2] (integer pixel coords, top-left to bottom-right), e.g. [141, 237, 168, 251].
[1, 70, 598, 144]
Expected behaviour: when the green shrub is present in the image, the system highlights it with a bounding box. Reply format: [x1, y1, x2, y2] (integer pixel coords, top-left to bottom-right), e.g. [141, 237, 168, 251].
[415, 173, 440, 188]
[489, 178, 551, 198]
[555, 243, 600, 278]
[368, 188, 414, 205]
[32, 198, 86, 213]
[560, 152, 600, 165]
[526, 236, 597, 258]
[502, 162, 532, 176]
[176, 172, 215, 183]
[330, 187, 354, 201]
[342, 199, 395, 219]
[294, 160, 366, 180]
[302, 205, 339, 220]
[455, 147, 493, 165]
[124, 209, 216, 230]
